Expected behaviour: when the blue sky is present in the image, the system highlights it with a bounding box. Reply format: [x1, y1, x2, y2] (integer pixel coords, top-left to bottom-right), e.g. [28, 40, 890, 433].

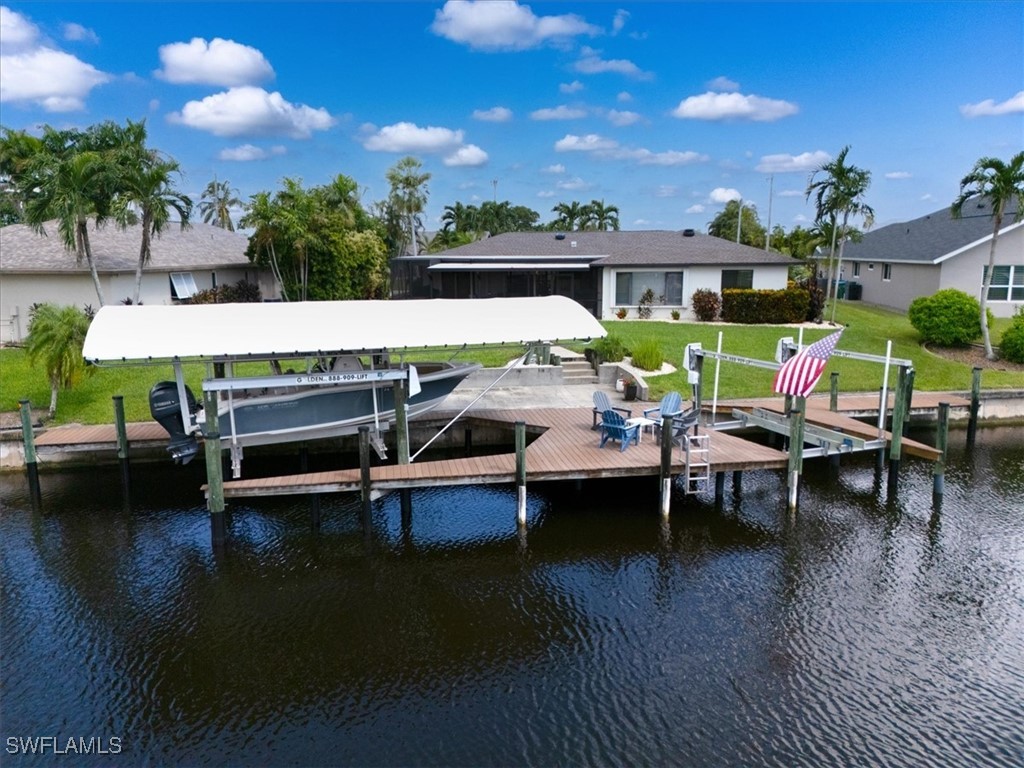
[2, 1, 1021, 233]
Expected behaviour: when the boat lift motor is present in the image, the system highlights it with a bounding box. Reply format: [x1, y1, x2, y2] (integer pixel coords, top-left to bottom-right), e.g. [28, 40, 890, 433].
[149, 381, 200, 464]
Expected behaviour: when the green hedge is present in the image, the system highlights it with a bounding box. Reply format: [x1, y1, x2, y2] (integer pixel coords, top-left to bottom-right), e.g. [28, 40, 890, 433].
[721, 288, 810, 324]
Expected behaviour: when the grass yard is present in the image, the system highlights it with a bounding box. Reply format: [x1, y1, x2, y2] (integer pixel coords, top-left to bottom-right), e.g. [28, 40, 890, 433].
[2, 302, 1021, 426]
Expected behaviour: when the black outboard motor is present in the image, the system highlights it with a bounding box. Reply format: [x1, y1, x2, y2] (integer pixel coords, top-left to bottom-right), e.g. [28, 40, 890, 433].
[149, 381, 200, 464]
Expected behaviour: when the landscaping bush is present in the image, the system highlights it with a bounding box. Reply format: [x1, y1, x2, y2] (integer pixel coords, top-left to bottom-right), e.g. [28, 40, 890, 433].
[615, 307, 628, 319]
[589, 334, 627, 363]
[999, 308, 1024, 363]
[637, 288, 657, 319]
[691, 289, 721, 322]
[720, 288, 810, 324]
[908, 289, 982, 346]
[630, 338, 663, 371]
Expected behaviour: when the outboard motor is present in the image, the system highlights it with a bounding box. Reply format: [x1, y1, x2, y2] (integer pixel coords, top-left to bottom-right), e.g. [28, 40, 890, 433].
[149, 381, 200, 465]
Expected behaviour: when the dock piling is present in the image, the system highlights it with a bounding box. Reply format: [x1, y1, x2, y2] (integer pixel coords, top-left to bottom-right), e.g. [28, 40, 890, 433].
[933, 402, 950, 496]
[19, 400, 41, 505]
[967, 367, 981, 446]
[202, 390, 226, 547]
[829, 372, 839, 412]
[659, 415, 673, 517]
[515, 421, 527, 526]
[359, 425, 372, 516]
[786, 398, 806, 511]
[394, 378, 410, 465]
[112, 395, 131, 500]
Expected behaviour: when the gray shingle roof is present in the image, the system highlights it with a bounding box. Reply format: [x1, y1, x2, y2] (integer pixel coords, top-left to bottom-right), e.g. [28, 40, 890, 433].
[0, 220, 251, 273]
[841, 198, 1022, 264]
[423, 230, 794, 267]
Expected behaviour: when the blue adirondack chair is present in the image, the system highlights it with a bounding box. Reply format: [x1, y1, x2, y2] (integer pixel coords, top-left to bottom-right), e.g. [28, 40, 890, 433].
[592, 390, 632, 429]
[666, 406, 701, 451]
[598, 409, 640, 452]
[643, 391, 683, 421]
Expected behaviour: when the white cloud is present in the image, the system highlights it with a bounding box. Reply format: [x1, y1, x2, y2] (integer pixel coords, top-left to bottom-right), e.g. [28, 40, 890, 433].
[542, 163, 566, 173]
[706, 76, 739, 91]
[443, 144, 489, 167]
[959, 91, 1024, 117]
[554, 133, 619, 152]
[155, 37, 274, 87]
[673, 91, 799, 122]
[755, 150, 830, 173]
[168, 86, 335, 138]
[885, 171, 912, 179]
[363, 121, 464, 152]
[63, 22, 98, 44]
[472, 106, 512, 122]
[654, 185, 677, 198]
[537, 190, 555, 198]
[531, 105, 587, 120]
[574, 46, 653, 80]
[430, 0, 598, 51]
[560, 80, 584, 94]
[778, 189, 804, 198]
[613, 148, 707, 166]
[607, 109, 641, 126]
[0, 6, 110, 111]
[218, 143, 286, 161]
[611, 9, 630, 35]
[920, 193, 935, 201]
[710, 187, 742, 203]
[557, 176, 590, 191]
[617, 91, 632, 103]
[686, 204, 705, 214]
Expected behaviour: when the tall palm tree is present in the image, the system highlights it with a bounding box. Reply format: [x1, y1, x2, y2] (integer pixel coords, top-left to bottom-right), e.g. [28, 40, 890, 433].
[806, 146, 874, 323]
[951, 152, 1024, 359]
[552, 200, 586, 231]
[386, 156, 430, 257]
[117, 158, 193, 303]
[199, 179, 241, 231]
[441, 201, 477, 233]
[25, 303, 93, 417]
[587, 199, 620, 231]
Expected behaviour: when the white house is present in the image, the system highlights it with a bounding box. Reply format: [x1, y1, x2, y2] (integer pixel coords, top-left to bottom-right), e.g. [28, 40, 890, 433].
[839, 198, 1023, 318]
[0, 220, 277, 343]
[391, 229, 795, 319]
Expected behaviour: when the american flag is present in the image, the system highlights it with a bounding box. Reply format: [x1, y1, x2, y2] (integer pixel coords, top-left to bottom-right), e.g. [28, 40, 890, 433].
[773, 329, 844, 398]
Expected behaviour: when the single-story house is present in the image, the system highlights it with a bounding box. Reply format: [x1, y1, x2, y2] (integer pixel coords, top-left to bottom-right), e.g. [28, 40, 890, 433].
[0, 220, 277, 343]
[839, 198, 1023, 318]
[391, 229, 796, 319]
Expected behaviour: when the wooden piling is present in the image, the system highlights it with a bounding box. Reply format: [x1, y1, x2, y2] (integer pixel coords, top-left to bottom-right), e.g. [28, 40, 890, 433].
[394, 378, 410, 465]
[933, 402, 949, 495]
[786, 398, 806, 511]
[359, 425, 372, 515]
[113, 395, 131, 498]
[967, 367, 981, 446]
[829, 372, 839, 412]
[202, 390, 226, 545]
[19, 400, 40, 503]
[515, 420, 527, 526]
[659, 414, 673, 517]
[902, 368, 915, 437]
[464, 427, 473, 457]
[714, 471, 725, 503]
[889, 366, 908, 462]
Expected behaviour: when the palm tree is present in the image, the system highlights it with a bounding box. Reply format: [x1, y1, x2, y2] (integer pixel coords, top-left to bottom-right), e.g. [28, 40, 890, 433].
[806, 146, 874, 323]
[441, 201, 477, 233]
[25, 303, 93, 417]
[117, 158, 193, 303]
[552, 200, 586, 231]
[199, 179, 241, 231]
[386, 156, 430, 257]
[241, 190, 289, 301]
[587, 199, 620, 231]
[951, 152, 1024, 359]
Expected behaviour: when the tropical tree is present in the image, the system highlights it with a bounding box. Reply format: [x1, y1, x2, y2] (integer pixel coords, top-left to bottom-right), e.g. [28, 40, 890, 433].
[552, 200, 587, 231]
[586, 199, 620, 231]
[707, 200, 766, 247]
[25, 303, 93, 417]
[441, 201, 477, 233]
[0, 127, 43, 223]
[806, 146, 874, 323]
[199, 179, 241, 231]
[951, 151, 1024, 359]
[385, 156, 430, 257]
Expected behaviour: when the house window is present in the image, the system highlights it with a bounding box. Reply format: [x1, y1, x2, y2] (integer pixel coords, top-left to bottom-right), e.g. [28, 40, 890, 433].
[984, 265, 1024, 301]
[721, 269, 753, 290]
[868, 263, 874, 271]
[882, 264, 892, 281]
[170, 272, 199, 300]
[853, 263, 860, 278]
[614, 271, 683, 305]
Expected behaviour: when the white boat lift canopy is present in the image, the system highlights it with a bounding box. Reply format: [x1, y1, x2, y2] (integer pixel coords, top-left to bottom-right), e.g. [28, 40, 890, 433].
[83, 296, 606, 364]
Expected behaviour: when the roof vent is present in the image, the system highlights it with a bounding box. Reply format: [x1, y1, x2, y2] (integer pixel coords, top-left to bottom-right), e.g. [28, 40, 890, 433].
[555, 233, 566, 240]
[683, 228, 695, 237]
[570, 240, 577, 248]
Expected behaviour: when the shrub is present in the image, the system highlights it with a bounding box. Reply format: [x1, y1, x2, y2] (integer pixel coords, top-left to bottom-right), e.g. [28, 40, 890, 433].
[721, 288, 810, 324]
[637, 288, 657, 319]
[589, 334, 627, 363]
[908, 289, 982, 346]
[630, 338, 663, 371]
[615, 307, 628, 319]
[999, 308, 1024, 363]
[691, 289, 721, 322]
[670, 309, 680, 321]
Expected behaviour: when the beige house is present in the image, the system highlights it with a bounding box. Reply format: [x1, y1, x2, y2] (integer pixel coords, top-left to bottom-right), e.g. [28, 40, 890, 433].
[0, 220, 277, 343]
[839, 199, 1023, 318]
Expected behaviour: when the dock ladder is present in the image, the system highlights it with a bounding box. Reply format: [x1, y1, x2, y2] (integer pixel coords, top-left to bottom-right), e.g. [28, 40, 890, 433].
[681, 433, 711, 494]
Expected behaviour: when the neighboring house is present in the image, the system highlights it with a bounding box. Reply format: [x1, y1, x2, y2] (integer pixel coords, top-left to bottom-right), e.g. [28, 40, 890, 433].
[391, 229, 795, 319]
[839, 199, 1023, 318]
[0, 220, 277, 343]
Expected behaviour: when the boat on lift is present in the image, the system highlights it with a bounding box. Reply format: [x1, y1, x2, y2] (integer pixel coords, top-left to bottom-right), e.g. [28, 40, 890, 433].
[82, 296, 606, 477]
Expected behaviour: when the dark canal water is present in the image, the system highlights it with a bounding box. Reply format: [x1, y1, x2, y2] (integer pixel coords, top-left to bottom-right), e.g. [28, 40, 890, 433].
[2, 425, 1023, 767]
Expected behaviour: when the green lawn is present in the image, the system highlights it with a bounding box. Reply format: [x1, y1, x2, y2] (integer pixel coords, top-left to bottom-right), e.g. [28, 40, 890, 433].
[2, 302, 1021, 426]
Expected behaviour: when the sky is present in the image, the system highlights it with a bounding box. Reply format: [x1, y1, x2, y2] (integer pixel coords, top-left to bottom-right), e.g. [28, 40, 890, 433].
[1, 1, 1022, 234]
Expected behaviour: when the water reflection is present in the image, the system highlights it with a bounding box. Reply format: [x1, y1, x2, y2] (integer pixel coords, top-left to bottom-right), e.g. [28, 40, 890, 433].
[2, 427, 1023, 766]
